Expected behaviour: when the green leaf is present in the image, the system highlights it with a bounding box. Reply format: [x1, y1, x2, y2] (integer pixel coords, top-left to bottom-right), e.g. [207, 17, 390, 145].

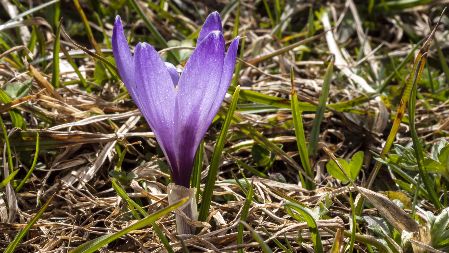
[94, 61, 108, 85]
[326, 158, 350, 183]
[198, 85, 240, 222]
[0, 116, 14, 171]
[309, 58, 333, 156]
[166, 39, 194, 62]
[3, 80, 32, 99]
[15, 132, 40, 192]
[0, 88, 26, 129]
[285, 202, 323, 253]
[431, 140, 443, 160]
[408, 46, 442, 208]
[0, 88, 13, 103]
[4, 195, 54, 253]
[349, 151, 364, 180]
[51, 20, 62, 88]
[191, 141, 204, 201]
[291, 68, 314, 189]
[438, 146, 449, 165]
[326, 151, 364, 184]
[252, 143, 275, 168]
[433, 209, 449, 235]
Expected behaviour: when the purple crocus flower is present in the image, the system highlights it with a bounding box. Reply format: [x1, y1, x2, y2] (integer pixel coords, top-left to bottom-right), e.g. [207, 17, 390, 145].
[112, 12, 239, 187]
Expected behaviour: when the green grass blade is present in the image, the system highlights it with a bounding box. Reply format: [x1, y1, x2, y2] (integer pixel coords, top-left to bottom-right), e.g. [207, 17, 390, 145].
[240, 221, 273, 253]
[0, 116, 14, 171]
[51, 20, 62, 88]
[232, 86, 365, 113]
[366, 31, 435, 190]
[274, 0, 281, 26]
[0, 169, 19, 189]
[4, 195, 54, 253]
[94, 12, 111, 49]
[262, 0, 275, 28]
[232, 87, 292, 109]
[60, 27, 117, 74]
[434, 38, 449, 86]
[233, 113, 309, 180]
[348, 193, 356, 252]
[111, 178, 174, 253]
[285, 202, 323, 253]
[291, 68, 314, 189]
[309, 57, 333, 157]
[232, 37, 245, 87]
[198, 85, 240, 222]
[73, 0, 101, 55]
[52, 0, 60, 30]
[306, 6, 315, 37]
[127, 0, 178, 64]
[237, 178, 254, 253]
[28, 26, 37, 53]
[327, 95, 372, 112]
[246, 32, 325, 65]
[232, 0, 240, 38]
[112, 178, 147, 217]
[376, 0, 432, 10]
[330, 229, 344, 253]
[59, 40, 88, 89]
[9, 110, 25, 129]
[0, 89, 26, 129]
[271, 236, 292, 253]
[70, 197, 187, 253]
[191, 141, 204, 202]
[37, 25, 47, 68]
[236, 159, 268, 178]
[15, 132, 40, 192]
[342, 230, 392, 252]
[220, 0, 239, 19]
[377, 41, 421, 93]
[426, 64, 435, 93]
[408, 66, 441, 208]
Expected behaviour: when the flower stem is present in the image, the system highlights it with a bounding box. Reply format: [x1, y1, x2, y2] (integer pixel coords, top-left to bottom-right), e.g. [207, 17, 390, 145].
[167, 183, 198, 235]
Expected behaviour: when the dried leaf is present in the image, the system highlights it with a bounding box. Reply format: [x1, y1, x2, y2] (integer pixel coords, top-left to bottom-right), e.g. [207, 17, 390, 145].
[358, 187, 419, 232]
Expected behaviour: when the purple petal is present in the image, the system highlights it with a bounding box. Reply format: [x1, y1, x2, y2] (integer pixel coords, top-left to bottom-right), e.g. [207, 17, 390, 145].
[173, 31, 226, 186]
[203, 37, 240, 127]
[134, 43, 180, 181]
[198, 11, 222, 43]
[165, 62, 180, 86]
[112, 16, 138, 103]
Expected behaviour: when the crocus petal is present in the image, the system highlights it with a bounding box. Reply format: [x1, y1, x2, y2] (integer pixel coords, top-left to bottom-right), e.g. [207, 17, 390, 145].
[112, 13, 239, 188]
[173, 31, 225, 187]
[202, 37, 240, 128]
[134, 43, 180, 182]
[165, 62, 180, 86]
[112, 16, 138, 103]
[197, 11, 222, 43]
